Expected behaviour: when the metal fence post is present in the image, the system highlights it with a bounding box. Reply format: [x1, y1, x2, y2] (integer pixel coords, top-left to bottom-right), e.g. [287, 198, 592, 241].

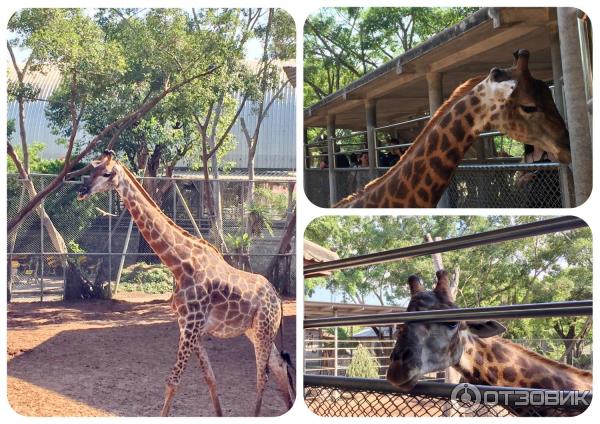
[40, 176, 44, 301]
[327, 115, 338, 205]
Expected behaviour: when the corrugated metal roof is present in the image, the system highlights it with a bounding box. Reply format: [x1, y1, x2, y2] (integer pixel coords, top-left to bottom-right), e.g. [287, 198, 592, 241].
[7, 63, 296, 170]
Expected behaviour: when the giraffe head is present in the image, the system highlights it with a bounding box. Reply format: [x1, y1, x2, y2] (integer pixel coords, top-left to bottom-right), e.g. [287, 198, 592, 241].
[386, 270, 506, 391]
[496, 49, 571, 163]
[77, 150, 121, 200]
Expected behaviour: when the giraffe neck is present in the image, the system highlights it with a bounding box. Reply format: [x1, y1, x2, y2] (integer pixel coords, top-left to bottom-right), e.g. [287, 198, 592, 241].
[454, 333, 592, 391]
[114, 164, 220, 289]
[336, 76, 501, 208]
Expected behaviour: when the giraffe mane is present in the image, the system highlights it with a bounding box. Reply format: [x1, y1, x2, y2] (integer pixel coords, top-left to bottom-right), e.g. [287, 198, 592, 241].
[495, 336, 593, 378]
[334, 75, 486, 207]
[118, 163, 222, 256]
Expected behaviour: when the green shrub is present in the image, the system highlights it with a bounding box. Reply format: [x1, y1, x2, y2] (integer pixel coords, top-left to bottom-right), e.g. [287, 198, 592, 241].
[346, 343, 380, 378]
[119, 263, 173, 293]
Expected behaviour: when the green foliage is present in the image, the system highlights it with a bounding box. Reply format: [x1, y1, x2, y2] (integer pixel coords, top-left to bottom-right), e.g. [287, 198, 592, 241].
[246, 186, 289, 237]
[304, 7, 476, 106]
[67, 240, 86, 254]
[346, 344, 380, 378]
[119, 263, 173, 293]
[304, 216, 592, 360]
[225, 232, 251, 250]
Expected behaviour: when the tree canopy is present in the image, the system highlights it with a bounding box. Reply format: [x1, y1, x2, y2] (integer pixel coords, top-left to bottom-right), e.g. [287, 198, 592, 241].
[304, 7, 477, 107]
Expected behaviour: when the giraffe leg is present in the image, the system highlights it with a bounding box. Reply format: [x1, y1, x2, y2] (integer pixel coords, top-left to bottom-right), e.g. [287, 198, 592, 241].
[160, 327, 196, 416]
[268, 343, 294, 409]
[194, 342, 223, 416]
[245, 326, 272, 417]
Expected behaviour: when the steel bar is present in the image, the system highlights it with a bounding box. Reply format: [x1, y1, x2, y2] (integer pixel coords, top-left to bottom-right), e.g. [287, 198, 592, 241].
[304, 216, 586, 275]
[304, 375, 592, 410]
[304, 300, 591, 328]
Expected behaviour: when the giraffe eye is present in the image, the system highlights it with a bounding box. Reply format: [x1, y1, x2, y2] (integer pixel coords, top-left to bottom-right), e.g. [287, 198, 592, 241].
[520, 105, 538, 113]
[444, 322, 459, 329]
[103, 172, 113, 178]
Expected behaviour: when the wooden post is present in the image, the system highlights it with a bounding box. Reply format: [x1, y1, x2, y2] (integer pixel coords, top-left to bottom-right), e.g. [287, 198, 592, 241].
[326, 115, 338, 205]
[365, 100, 377, 180]
[557, 8, 592, 205]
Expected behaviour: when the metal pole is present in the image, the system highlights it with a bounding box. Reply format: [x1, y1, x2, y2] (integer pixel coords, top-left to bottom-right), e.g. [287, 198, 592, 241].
[304, 216, 586, 275]
[334, 310, 338, 376]
[108, 190, 113, 298]
[304, 300, 592, 329]
[365, 100, 377, 180]
[557, 8, 592, 205]
[114, 217, 134, 295]
[326, 115, 338, 205]
[40, 176, 44, 302]
[174, 183, 202, 238]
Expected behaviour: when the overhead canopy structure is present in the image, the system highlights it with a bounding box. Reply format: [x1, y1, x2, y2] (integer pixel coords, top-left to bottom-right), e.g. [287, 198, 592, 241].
[304, 7, 559, 131]
[304, 239, 339, 278]
[305, 300, 406, 320]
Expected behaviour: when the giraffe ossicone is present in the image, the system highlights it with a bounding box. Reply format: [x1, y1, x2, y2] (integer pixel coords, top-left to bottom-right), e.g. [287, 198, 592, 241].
[387, 270, 592, 415]
[335, 49, 570, 208]
[77, 150, 295, 416]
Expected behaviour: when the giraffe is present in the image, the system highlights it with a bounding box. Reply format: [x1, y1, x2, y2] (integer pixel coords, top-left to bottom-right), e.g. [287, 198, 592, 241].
[335, 49, 571, 208]
[387, 270, 592, 415]
[76, 150, 294, 416]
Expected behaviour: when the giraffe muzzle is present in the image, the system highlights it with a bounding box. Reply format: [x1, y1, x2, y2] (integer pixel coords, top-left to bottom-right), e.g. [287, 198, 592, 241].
[77, 185, 91, 200]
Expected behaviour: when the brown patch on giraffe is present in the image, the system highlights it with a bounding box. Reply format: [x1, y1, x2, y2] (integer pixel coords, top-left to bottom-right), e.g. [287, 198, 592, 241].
[450, 120, 466, 141]
[430, 156, 454, 181]
[440, 113, 452, 128]
[426, 132, 440, 155]
[474, 351, 484, 366]
[454, 100, 467, 114]
[502, 367, 517, 382]
[424, 174, 433, 186]
[440, 134, 451, 150]
[417, 188, 429, 203]
[492, 342, 509, 362]
[464, 113, 474, 127]
[487, 366, 498, 384]
[470, 96, 481, 106]
[446, 148, 461, 164]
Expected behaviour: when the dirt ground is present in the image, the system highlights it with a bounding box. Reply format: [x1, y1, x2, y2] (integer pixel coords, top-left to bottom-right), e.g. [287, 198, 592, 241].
[7, 292, 296, 417]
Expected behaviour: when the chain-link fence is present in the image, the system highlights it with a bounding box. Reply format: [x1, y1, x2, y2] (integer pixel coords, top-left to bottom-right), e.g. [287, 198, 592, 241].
[304, 377, 590, 417]
[304, 162, 567, 208]
[7, 173, 296, 301]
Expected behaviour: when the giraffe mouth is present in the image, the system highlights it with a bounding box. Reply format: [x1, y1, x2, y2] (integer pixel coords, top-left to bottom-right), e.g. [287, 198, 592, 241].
[77, 186, 91, 200]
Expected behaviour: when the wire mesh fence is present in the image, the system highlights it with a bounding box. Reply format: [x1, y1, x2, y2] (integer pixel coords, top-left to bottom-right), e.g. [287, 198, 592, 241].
[7, 173, 296, 301]
[304, 162, 566, 208]
[304, 377, 590, 417]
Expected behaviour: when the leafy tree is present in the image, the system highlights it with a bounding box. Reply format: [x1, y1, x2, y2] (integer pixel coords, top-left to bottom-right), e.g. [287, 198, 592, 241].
[304, 7, 477, 107]
[347, 344, 380, 378]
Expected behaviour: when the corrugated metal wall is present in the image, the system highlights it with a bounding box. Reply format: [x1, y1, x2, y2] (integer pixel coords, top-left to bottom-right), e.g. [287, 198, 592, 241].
[7, 66, 296, 170]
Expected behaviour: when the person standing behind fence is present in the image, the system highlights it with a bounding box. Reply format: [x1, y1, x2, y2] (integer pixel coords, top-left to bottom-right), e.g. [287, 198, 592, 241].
[517, 144, 562, 207]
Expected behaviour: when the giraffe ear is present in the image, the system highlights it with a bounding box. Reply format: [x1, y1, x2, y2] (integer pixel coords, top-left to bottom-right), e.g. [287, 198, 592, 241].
[90, 160, 103, 168]
[466, 320, 506, 338]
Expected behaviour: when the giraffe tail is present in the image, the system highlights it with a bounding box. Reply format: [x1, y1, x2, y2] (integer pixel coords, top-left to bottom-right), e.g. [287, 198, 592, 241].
[279, 299, 296, 397]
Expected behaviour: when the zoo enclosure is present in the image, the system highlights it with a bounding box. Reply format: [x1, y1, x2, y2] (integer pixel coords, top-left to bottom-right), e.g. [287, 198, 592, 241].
[7, 173, 296, 301]
[303, 216, 592, 416]
[303, 8, 593, 208]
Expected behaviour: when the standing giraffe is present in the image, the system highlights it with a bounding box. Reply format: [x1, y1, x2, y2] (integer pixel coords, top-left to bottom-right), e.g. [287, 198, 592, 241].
[335, 50, 571, 208]
[387, 270, 592, 415]
[77, 151, 294, 416]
